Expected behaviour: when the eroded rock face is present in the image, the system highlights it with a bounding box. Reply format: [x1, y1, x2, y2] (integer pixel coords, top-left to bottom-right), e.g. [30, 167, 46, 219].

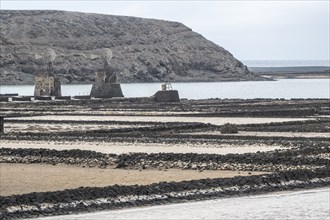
[0, 10, 262, 85]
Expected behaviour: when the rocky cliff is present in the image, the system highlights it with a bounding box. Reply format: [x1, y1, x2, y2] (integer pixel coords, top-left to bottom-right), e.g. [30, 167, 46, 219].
[0, 10, 262, 85]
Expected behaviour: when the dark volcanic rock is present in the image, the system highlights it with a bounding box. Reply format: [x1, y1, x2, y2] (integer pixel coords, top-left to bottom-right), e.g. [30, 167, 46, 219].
[1, 168, 329, 219]
[0, 10, 263, 85]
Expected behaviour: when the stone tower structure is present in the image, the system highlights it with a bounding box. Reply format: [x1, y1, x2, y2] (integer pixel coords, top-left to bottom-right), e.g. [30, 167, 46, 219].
[90, 48, 124, 98]
[34, 48, 61, 96]
[153, 82, 180, 102]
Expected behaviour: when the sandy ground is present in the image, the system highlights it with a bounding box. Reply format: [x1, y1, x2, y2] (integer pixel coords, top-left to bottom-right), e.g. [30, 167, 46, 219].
[0, 140, 285, 154]
[10, 115, 310, 126]
[0, 163, 266, 196]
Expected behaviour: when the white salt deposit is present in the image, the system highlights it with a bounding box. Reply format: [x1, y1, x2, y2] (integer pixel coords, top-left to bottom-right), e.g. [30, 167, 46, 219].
[37, 188, 329, 220]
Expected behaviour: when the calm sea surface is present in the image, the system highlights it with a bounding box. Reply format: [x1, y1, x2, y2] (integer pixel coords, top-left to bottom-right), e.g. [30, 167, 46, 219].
[1, 79, 329, 99]
[37, 188, 330, 220]
[242, 60, 330, 67]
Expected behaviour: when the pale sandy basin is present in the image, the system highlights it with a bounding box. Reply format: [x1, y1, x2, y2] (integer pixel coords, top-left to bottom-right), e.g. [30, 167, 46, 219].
[0, 140, 285, 154]
[185, 131, 330, 138]
[0, 163, 266, 196]
[36, 188, 330, 220]
[11, 115, 310, 126]
[5, 123, 145, 133]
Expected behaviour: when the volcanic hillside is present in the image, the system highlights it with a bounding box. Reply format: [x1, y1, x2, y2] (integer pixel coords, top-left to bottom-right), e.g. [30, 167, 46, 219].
[0, 10, 261, 84]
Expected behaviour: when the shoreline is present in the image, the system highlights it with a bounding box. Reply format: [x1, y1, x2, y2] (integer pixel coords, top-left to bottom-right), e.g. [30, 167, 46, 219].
[1, 78, 271, 86]
[1, 75, 329, 86]
[1, 66, 328, 86]
[249, 66, 329, 80]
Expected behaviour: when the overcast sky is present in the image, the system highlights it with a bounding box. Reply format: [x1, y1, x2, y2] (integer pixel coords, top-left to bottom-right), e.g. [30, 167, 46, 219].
[1, 0, 329, 60]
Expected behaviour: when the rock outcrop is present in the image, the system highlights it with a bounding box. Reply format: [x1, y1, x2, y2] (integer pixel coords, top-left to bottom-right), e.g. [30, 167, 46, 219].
[0, 10, 263, 85]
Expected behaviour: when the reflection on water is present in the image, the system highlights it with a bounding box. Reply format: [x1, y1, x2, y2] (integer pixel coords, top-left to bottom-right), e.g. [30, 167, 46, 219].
[1, 79, 329, 99]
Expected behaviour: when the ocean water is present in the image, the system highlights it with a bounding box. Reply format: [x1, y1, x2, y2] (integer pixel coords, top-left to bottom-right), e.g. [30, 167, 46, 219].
[1, 79, 329, 99]
[242, 60, 330, 67]
[37, 188, 330, 220]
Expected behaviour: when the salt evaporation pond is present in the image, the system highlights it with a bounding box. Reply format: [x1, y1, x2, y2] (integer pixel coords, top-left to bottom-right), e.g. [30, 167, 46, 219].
[38, 188, 329, 220]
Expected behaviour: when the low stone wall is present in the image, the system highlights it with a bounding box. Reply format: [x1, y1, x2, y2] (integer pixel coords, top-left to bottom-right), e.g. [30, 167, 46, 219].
[1, 130, 328, 146]
[1, 98, 328, 118]
[1, 145, 329, 171]
[11, 97, 32, 102]
[72, 95, 91, 100]
[113, 144, 329, 172]
[5, 119, 161, 126]
[54, 96, 71, 100]
[0, 94, 18, 97]
[34, 96, 53, 101]
[239, 119, 330, 133]
[179, 108, 318, 117]
[0, 168, 329, 219]
[0, 97, 10, 102]
[0, 146, 329, 219]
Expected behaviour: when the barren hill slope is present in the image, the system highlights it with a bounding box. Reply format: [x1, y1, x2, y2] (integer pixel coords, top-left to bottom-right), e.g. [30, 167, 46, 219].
[0, 10, 262, 85]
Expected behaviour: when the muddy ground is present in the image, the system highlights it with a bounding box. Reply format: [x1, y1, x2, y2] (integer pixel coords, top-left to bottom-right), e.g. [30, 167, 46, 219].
[0, 98, 329, 219]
